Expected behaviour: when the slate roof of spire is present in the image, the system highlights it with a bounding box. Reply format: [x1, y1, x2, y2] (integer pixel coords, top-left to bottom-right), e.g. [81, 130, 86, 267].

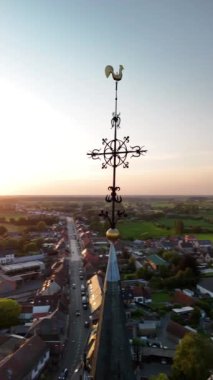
[105, 243, 120, 282]
[90, 242, 136, 380]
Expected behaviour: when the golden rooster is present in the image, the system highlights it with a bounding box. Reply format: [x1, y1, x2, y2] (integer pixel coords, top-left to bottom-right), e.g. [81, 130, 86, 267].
[105, 65, 124, 81]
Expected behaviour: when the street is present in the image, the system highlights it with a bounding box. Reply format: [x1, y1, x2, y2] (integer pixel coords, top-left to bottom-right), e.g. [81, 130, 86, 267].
[56, 217, 90, 379]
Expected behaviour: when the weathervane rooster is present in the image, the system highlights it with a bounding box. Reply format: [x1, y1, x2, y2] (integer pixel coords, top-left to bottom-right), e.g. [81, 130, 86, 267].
[105, 65, 124, 81]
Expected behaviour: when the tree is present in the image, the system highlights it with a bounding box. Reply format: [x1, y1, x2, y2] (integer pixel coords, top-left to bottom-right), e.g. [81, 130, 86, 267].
[174, 219, 184, 234]
[189, 306, 201, 327]
[0, 298, 21, 328]
[36, 221, 47, 231]
[4, 238, 18, 249]
[172, 333, 213, 380]
[0, 225, 8, 236]
[162, 250, 176, 261]
[127, 257, 136, 272]
[23, 242, 38, 253]
[179, 254, 200, 277]
[136, 267, 153, 281]
[131, 308, 144, 319]
[159, 265, 170, 278]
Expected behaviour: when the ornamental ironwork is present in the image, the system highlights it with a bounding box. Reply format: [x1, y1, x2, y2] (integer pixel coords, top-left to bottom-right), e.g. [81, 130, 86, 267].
[87, 65, 147, 228]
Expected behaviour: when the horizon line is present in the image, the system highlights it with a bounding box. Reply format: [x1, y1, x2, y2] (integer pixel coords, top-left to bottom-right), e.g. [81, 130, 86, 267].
[0, 194, 212, 198]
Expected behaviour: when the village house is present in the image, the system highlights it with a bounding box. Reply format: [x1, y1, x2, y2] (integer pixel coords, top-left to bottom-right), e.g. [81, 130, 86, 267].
[166, 320, 196, 343]
[146, 254, 168, 270]
[26, 308, 67, 364]
[173, 289, 196, 306]
[0, 335, 49, 380]
[0, 273, 18, 294]
[0, 335, 25, 361]
[0, 250, 15, 265]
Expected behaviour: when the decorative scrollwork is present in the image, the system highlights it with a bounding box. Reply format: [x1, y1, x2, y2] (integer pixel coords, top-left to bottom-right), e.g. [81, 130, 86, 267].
[87, 75, 147, 229]
[105, 186, 122, 204]
[130, 145, 147, 158]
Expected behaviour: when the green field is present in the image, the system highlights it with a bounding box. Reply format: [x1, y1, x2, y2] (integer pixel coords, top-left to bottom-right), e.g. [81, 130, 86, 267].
[0, 211, 25, 221]
[157, 217, 213, 228]
[195, 233, 213, 243]
[117, 219, 213, 242]
[149, 201, 176, 209]
[0, 211, 28, 232]
[117, 220, 170, 239]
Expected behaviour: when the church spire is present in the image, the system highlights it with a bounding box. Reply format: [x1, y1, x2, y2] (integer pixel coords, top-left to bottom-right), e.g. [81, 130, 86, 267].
[86, 66, 147, 379]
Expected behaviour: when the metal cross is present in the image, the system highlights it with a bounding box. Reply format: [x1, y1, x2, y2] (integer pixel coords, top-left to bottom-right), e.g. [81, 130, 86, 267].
[87, 75, 147, 229]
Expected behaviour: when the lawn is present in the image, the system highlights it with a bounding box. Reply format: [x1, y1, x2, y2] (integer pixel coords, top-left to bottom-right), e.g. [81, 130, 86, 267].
[151, 291, 171, 304]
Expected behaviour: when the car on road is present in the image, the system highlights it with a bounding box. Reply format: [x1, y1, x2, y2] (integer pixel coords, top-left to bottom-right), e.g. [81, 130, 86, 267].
[58, 368, 69, 380]
[72, 283, 76, 289]
[84, 320, 90, 328]
[74, 365, 80, 373]
[149, 341, 162, 348]
[75, 310, 80, 316]
[161, 358, 167, 364]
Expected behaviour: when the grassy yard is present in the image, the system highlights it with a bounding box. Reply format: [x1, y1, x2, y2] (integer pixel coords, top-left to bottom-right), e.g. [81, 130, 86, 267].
[151, 291, 171, 304]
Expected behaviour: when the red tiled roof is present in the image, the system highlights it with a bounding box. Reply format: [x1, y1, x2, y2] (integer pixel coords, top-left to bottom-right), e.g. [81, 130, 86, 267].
[166, 320, 188, 339]
[173, 290, 195, 306]
[132, 286, 146, 297]
[82, 250, 99, 265]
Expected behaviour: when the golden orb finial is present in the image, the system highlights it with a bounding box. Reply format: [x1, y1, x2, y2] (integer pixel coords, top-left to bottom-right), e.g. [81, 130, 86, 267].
[106, 228, 120, 242]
